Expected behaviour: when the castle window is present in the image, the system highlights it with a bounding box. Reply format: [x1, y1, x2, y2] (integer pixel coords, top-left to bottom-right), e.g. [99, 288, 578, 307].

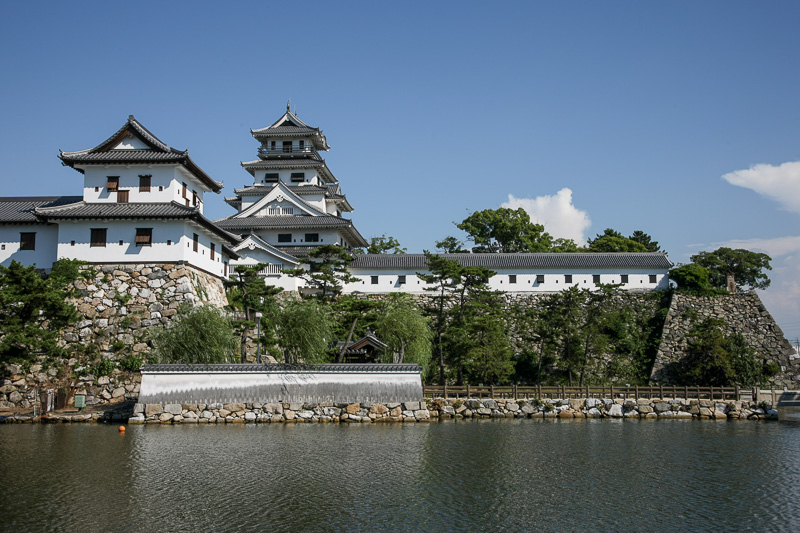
[371, 276, 379, 285]
[265, 173, 279, 183]
[19, 232, 35, 251]
[305, 233, 319, 242]
[107, 176, 119, 192]
[139, 175, 151, 192]
[91, 228, 107, 247]
[564, 274, 573, 283]
[278, 234, 291, 243]
[536, 274, 545, 284]
[649, 274, 657, 284]
[398, 275, 406, 285]
[593, 275, 601, 285]
[620, 274, 629, 284]
[283, 141, 292, 153]
[193, 233, 199, 252]
[182, 182, 187, 199]
[135, 228, 152, 247]
[192, 191, 198, 207]
[117, 190, 129, 203]
[508, 275, 517, 284]
[291, 172, 305, 182]
[210, 243, 215, 260]
[299, 140, 305, 151]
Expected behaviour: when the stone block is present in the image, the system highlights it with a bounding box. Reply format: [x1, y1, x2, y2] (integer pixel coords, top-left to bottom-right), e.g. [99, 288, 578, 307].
[164, 403, 182, 415]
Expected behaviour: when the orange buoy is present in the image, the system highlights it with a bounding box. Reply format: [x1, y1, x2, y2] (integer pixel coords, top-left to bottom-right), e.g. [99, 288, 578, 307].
[119, 426, 126, 433]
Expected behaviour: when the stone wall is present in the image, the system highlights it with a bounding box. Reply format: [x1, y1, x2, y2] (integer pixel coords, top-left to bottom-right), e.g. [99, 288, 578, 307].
[651, 292, 798, 388]
[125, 395, 777, 424]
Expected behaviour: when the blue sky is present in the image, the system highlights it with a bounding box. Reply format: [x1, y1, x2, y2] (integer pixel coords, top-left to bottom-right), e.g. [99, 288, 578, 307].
[2, 2, 799, 342]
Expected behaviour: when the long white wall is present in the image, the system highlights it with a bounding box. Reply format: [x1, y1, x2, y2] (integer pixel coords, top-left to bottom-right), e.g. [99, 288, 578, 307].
[0, 224, 59, 269]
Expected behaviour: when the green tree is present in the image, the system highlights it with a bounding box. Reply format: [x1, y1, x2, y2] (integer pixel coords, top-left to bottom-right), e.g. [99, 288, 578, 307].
[278, 298, 334, 364]
[551, 237, 582, 252]
[669, 263, 724, 295]
[456, 207, 554, 253]
[285, 244, 359, 301]
[330, 295, 381, 363]
[435, 236, 469, 254]
[0, 259, 81, 362]
[226, 263, 283, 362]
[363, 234, 406, 254]
[630, 230, 662, 252]
[150, 305, 238, 364]
[373, 293, 431, 366]
[690, 247, 772, 291]
[462, 291, 514, 385]
[586, 228, 648, 253]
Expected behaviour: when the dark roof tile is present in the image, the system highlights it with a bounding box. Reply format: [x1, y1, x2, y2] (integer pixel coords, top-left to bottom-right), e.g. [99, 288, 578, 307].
[349, 253, 674, 270]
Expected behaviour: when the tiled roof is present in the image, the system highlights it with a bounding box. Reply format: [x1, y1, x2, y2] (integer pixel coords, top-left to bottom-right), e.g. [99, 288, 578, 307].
[35, 201, 240, 244]
[349, 253, 674, 270]
[0, 196, 82, 224]
[250, 107, 330, 151]
[59, 116, 223, 192]
[231, 234, 300, 265]
[214, 215, 355, 230]
[241, 158, 325, 169]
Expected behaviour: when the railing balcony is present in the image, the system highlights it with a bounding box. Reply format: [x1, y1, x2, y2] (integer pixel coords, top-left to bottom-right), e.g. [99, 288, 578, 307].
[258, 146, 315, 155]
[258, 264, 284, 276]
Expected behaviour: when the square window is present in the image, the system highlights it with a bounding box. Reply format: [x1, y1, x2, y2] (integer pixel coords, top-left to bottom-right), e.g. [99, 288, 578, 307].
[593, 274, 601, 284]
[649, 274, 657, 284]
[139, 175, 151, 192]
[264, 173, 279, 183]
[70, 240, 75, 246]
[620, 274, 629, 284]
[117, 190, 129, 203]
[536, 274, 545, 284]
[564, 274, 573, 283]
[20, 232, 35, 251]
[135, 228, 152, 247]
[91, 228, 107, 247]
[193, 233, 199, 252]
[291, 172, 305, 182]
[278, 234, 291, 243]
[398, 275, 406, 284]
[305, 233, 319, 242]
[106, 176, 119, 192]
[508, 274, 517, 284]
[371, 276, 379, 285]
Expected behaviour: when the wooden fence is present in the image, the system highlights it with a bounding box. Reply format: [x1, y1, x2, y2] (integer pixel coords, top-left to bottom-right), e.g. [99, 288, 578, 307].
[422, 384, 757, 402]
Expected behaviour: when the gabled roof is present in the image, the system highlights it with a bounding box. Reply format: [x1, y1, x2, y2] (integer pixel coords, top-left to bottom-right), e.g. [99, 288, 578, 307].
[231, 234, 300, 265]
[34, 200, 241, 245]
[59, 115, 223, 193]
[232, 182, 327, 219]
[0, 196, 82, 224]
[349, 253, 674, 270]
[250, 103, 330, 151]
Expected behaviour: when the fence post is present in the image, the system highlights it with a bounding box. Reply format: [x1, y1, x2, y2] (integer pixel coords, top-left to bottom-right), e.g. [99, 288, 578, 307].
[513, 384, 518, 400]
[685, 386, 688, 400]
[561, 385, 565, 399]
[443, 383, 448, 400]
[490, 384, 495, 399]
[610, 384, 614, 399]
[466, 383, 470, 399]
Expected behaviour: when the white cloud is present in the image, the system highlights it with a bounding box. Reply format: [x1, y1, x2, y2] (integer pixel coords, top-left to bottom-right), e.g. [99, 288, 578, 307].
[502, 188, 591, 244]
[722, 161, 800, 214]
[715, 235, 800, 258]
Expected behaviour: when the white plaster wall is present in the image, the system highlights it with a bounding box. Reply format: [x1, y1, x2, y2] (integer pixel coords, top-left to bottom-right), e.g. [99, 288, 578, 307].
[79, 165, 209, 213]
[0, 224, 59, 269]
[343, 268, 669, 294]
[55, 220, 228, 278]
[252, 229, 344, 247]
[252, 169, 321, 188]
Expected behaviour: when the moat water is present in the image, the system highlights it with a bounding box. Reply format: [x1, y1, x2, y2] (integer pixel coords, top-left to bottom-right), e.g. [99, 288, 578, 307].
[1, 419, 799, 532]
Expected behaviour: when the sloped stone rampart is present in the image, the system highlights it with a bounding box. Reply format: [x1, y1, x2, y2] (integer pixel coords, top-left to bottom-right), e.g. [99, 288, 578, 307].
[651, 292, 798, 388]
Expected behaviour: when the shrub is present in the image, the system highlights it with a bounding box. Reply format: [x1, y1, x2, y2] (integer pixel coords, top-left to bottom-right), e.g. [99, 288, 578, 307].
[92, 360, 116, 376]
[150, 305, 238, 364]
[119, 354, 144, 372]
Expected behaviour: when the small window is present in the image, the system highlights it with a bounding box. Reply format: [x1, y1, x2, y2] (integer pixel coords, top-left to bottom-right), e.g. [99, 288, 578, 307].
[210, 243, 215, 260]
[139, 175, 151, 192]
[564, 274, 573, 284]
[70, 240, 75, 246]
[508, 275, 517, 284]
[264, 173, 279, 183]
[107, 176, 119, 192]
[270, 141, 276, 151]
[278, 234, 291, 243]
[620, 274, 629, 284]
[135, 228, 152, 247]
[649, 274, 657, 284]
[371, 276, 379, 285]
[291, 172, 305, 182]
[95, 187, 99, 192]
[305, 233, 319, 242]
[167, 239, 172, 245]
[299, 140, 305, 151]
[19, 232, 35, 251]
[283, 141, 292, 153]
[398, 275, 406, 285]
[117, 190, 129, 203]
[192, 191, 198, 207]
[593, 275, 601, 285]
[193, 233, 199, 252]
[91, 228, 107, 247]
[536, 274, 545, 284]
[159, 186, 164, 191]
[182, 182, 187, 199]
[224, 261, 228, 277]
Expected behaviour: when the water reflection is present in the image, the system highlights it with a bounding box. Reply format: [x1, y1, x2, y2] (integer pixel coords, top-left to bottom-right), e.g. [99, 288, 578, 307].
[1, 419, 799, 532]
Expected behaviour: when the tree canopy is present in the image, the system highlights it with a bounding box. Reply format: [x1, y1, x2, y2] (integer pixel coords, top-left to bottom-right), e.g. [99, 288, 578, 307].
[690, 247, 772, 291]
[586, 229, 649, 253]
[456, 207, 554, 253]
[362, 234, 406, 254]
[285, 244, 359, 300]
